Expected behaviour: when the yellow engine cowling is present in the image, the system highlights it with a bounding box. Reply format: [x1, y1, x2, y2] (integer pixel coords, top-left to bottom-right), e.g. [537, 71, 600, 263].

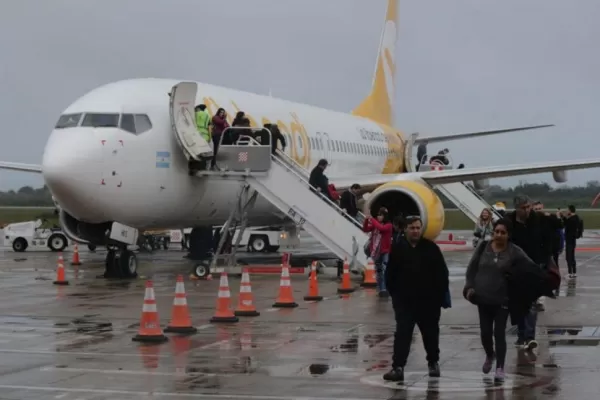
[364, 180, 445, 240]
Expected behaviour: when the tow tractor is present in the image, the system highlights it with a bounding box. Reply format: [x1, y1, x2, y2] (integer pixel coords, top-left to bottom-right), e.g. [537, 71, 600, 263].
[4, 219, 70, 252]
[172, 226, 282, 253]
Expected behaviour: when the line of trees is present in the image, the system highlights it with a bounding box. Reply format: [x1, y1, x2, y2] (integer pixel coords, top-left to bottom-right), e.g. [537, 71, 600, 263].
[1, 181, 600, 209]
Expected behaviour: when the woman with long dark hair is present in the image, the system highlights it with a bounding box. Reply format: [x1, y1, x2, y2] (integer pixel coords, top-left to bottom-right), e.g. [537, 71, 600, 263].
[464, 218, 540, 382]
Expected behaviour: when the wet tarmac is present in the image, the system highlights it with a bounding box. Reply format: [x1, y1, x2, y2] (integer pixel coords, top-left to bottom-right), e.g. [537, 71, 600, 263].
[0, 236, 599, 399]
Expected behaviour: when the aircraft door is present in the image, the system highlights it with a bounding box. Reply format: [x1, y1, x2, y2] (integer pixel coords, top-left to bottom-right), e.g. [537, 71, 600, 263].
[316, 132, 331, 162]
[169, 82, 213, 161]
[321, 132, 332, 163]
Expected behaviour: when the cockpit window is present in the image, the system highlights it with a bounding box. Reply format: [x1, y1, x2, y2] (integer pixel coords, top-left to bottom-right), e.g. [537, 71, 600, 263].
[81, 113, 119, 128]
[120, 113, 153, 134]
[54, 113, 82, 129]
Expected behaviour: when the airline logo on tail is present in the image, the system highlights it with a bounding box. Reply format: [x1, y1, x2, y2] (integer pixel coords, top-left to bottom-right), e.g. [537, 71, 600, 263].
[352, 0, 399, 128]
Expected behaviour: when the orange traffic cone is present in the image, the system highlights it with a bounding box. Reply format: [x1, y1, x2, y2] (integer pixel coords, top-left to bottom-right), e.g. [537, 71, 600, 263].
[165, 275, 197, 334]
[273, 265, 298, 308]
[210, 272, 239, 323]
[71, 243, 82, 266]
[304, 261, 323, 301]
[234, 268, 260, 317]
[53, 253, 69, 285]
[361, 258, 377, 288]
[132, 280, 168, 343]
[337, 258, 356, 294]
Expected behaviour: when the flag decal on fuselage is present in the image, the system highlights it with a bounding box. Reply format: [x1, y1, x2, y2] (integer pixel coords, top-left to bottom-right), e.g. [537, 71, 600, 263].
[156, 151, 171, 168]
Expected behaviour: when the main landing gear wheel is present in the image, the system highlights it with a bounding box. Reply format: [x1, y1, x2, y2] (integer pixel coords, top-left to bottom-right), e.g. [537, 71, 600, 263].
[103, 248, 138, 279]
[192, 262, 210, 279]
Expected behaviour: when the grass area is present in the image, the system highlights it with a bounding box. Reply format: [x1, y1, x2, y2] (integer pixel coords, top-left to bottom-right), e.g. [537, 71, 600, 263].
[0, 208, 58, 228]
[1, 207, 600, 231]
[445, 209, 600, 230]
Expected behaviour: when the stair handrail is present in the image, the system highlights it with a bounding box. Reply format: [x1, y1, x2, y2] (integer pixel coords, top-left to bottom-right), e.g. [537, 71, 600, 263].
[276, 149, 367, 223]
[269, 155, 365, 231]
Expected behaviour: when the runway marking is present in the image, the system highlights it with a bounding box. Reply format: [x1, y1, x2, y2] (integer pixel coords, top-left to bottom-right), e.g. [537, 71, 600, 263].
[0, 348, 169, 358]
[0, 384, 383, 399]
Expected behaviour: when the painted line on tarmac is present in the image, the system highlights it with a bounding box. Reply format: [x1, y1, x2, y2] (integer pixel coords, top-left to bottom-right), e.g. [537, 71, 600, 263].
[0, 348, 169, 358]
[0, 384, 381, 399]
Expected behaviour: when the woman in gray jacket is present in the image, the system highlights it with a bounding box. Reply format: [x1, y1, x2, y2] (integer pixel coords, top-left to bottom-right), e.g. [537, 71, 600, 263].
[463, 218, 537, 383]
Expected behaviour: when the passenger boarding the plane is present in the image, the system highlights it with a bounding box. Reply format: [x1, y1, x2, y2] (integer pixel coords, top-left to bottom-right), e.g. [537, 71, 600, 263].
[232, 111, 246, 127]
[473, 208, 494, 248]
[309, 159, 333, 201]
[211, 108, 229, 169]
[194, 104, 211, 143]
[223, 116, 249, 145]
[268, 123, 286, 155]
[363, 207, 392, 298]
[429, 149, 450, 166]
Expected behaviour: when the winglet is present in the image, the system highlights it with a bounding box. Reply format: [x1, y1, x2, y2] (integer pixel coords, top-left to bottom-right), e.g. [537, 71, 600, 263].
[351, 0, 399, 127]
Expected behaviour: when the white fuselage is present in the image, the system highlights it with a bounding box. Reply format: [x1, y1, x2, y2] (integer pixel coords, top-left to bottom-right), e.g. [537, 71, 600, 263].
[42, 78, 405, 230]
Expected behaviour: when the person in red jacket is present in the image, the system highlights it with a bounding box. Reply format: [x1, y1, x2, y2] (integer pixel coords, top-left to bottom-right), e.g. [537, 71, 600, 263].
[363, 207, 393, 297]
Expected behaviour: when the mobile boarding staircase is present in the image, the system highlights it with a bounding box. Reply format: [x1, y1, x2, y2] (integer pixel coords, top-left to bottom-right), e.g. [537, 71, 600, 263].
[405, 132, 501, 222]
[195, 128, 371, 276]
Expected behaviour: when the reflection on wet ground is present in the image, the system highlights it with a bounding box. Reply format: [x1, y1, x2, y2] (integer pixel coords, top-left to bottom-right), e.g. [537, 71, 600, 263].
[0, 244, 598, 399]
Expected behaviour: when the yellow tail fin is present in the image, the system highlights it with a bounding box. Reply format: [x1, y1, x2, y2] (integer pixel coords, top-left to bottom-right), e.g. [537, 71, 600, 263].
[351, 0, 399, 127]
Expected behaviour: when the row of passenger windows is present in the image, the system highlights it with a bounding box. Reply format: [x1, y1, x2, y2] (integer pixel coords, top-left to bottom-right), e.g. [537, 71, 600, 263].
[54, 112, 153, 135]
[280, 133, 401, 158]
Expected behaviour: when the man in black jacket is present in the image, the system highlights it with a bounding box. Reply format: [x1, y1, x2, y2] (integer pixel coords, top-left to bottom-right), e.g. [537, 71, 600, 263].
[562, 205, 582, 277]
[308, 159, 332, 201]
[340, 184, 361, 221]
[533, 201, 564, 302]
[383, 216, 450, 382]
[506, 195, 554, 351]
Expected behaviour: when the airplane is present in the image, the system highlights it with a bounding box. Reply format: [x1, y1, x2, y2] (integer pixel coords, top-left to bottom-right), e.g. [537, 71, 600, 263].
[2, 0, 600, 280]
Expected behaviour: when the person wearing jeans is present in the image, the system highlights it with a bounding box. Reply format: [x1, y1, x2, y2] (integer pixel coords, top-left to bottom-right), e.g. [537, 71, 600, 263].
[363, 207, 393, 298]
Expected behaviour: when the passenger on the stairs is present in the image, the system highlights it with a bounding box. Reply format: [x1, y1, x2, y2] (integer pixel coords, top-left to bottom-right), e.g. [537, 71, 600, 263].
[268, 124, 286, 155]
[309, 159, 333, 201]
[232, 111, 246, 127]
[363, 207, 392, 298]
[194, 104, 212, 144]
[340, 184, 361, 222]
[211, 108, 229, 169]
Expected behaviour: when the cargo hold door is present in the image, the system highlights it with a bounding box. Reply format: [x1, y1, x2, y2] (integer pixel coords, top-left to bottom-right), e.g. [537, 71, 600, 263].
[169, 82, 213, 161]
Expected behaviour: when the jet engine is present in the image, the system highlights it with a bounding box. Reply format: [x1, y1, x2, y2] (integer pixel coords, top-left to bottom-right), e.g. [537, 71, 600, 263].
[364, 180, 445, 240]
[59, 209, 112, 246]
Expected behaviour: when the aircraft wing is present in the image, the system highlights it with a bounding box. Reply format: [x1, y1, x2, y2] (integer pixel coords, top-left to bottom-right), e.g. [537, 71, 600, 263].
[418, 159, 600, 185]
[413, 124, 554, 145]
[332, 158, 600, 191]
[0, 162, 42, 173]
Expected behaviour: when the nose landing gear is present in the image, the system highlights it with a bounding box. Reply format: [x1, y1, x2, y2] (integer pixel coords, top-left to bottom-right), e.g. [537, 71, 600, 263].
[104, 246, 138, 279]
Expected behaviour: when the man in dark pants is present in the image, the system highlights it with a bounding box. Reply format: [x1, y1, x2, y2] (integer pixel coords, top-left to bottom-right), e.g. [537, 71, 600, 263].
[308, 159, 332, 201]
[383, 216, 450, 382]
[506, 195, 554, 351]
[340, 183, 361, 222]
[532, 201, 564, 303]
[562, 205, 582, 278]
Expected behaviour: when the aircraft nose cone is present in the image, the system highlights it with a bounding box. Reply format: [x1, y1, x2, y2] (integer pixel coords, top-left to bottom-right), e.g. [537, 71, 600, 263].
[42, 129, 101, 217]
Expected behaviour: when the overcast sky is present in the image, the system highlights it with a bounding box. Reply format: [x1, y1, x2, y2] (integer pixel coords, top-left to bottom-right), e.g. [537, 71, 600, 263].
[1, 0, 599, 190]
